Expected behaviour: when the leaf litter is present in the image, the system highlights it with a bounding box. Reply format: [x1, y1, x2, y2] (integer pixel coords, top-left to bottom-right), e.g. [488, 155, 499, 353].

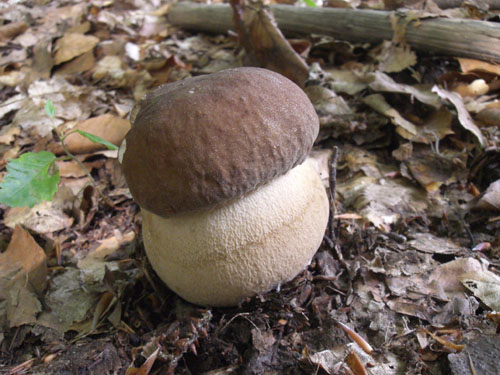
[0, 0, 500, 374]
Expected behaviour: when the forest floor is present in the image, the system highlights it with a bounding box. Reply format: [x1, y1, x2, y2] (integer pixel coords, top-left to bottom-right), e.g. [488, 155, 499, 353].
[0, 0, 500, 374]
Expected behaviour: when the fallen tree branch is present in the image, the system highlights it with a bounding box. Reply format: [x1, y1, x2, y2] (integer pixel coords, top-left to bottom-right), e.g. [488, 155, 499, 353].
[168, 2, 500, 64]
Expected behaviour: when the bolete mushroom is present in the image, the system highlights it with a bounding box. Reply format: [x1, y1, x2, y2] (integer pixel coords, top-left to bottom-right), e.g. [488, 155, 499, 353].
[120, 67, 329, 306]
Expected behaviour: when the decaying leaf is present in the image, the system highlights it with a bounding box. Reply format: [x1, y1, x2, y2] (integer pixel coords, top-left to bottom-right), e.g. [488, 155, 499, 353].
[408, 232, 464, 255]
[4, 186, 75, 234]
[428, 258, 485, 300]
[432, 85, 486, 147]
[368, 71, 441, 108]
[338, 175, 428, 230]
[0, 226, 47, 328]
[460, 270, 500, 311]
[374, 40, 417, 73]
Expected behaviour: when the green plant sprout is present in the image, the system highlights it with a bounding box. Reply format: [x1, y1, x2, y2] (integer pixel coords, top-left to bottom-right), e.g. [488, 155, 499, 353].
[0, 99, 118, 208]
[299, 0, 318, 7]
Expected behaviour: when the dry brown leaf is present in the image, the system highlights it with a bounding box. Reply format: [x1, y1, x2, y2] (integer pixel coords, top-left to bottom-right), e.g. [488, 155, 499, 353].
[396, 106, 454, 143]
[0, 226, 47, 328]
[375, 41, 417, 73]
[472, 180, 500, 211]
[54, 114, 131, 155]
[344, 351, 367, 375]
[476, 106, 500, 127]
[56, 159, 87, 178]
[230, 0, 308, 87]
[126, 347, 160, 375]
[386, 299, 432, 320]
[453, 79, 490, 97]
[0, 125, 20, 145]
[363, 93, 418, 135]
[404, 145, 464, 192]
[368, 71, 441, 108]
[432, 85, 486, 147]
[423, 329, 465, 352]
[458, 58, 500, 76]
[0, 21, 28, 42]
[55, 50, 96, 76]
[0, 225, 47, 296]
[77, 231, 136, 283]
[0, 71, 25, 87]
[54, 33, 99, 65]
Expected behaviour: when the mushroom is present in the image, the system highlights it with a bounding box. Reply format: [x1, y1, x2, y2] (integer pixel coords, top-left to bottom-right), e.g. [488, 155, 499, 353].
[120, 67, 329, 306]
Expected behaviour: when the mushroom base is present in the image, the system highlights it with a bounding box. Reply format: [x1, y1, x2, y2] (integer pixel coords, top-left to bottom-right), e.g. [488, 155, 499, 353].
[141, 160, 329, 307]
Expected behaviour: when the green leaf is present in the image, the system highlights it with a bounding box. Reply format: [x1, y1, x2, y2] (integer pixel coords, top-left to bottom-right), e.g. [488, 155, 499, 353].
[0, 151, 60, 208]
[75, 130, 119, 150]
[303, 0, 317, 6]
[44, 99, 56, 118]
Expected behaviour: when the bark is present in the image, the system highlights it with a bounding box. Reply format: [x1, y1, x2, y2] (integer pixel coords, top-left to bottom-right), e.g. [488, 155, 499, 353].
[168, 3, 500, 63]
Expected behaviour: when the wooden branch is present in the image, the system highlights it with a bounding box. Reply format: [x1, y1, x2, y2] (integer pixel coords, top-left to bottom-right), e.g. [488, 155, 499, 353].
[168, 2, 500, 64]
[434, 0, 500, 9]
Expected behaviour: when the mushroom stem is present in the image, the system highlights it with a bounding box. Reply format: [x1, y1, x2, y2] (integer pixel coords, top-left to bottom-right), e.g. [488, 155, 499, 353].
[141, 160, 329, 306]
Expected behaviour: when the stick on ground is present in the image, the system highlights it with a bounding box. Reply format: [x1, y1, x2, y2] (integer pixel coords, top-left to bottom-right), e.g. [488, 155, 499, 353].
[168, 3, 500, 64]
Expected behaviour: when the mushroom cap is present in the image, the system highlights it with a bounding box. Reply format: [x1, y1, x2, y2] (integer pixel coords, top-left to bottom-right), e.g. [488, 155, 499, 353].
[141, 160, 329, 306]
[121, 67, 319, 217]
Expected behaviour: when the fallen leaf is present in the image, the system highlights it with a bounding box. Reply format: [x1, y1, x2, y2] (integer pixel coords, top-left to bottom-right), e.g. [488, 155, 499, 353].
[54, 33, 99, 65]
[428, 258, 484, 300]
[375, 41, 417, 73]
[55, 50, 95, 76]
[368, 71, 441, 108]
[0, 226, 47, 328]
[345, 350, 367, 375]
[53, 114, 131, 155]
[396, 107, 454, 144]
[231, 0, 308, 87]
[338, 175, 428, 229]
[4, 187, 76, 234]
[460, 270, 500, 311]
[0, 125, 20, 145]
[364, 93, 418, 135]
[472, 179, 500, 211]
[432, 85, 486, 147]
[77, 231, 135, 284]
[458, 58, 500, 76]
[0, 21, 28, 42]
[37, 268, 98, 333]
[0, 225, 47, 296]
[408, 232, 463, 255]
[404, 145, 465, 192]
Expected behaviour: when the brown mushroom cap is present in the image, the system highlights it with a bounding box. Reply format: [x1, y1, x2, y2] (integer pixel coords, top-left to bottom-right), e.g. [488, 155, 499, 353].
[121, 67, 319, 217]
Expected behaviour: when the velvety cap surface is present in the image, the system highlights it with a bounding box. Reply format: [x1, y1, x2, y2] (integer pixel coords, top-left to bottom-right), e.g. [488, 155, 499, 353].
[121, 67, 319, 217]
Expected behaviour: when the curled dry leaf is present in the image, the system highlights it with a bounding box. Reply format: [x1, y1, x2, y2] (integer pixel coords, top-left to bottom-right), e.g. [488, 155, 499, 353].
[471, 179, 500, 211]
[432, 85, 486, 147]
[230, 0, 309, 87]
